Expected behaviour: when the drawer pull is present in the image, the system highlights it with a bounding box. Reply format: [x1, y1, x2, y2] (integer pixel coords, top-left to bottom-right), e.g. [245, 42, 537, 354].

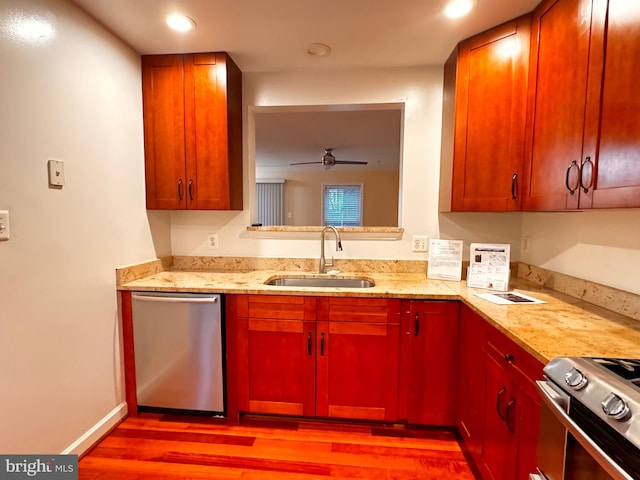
[496, 386, 507, 420]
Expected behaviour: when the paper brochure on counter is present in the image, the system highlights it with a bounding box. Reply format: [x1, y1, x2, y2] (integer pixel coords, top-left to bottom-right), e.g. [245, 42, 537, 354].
[467, 243, 511, 291]
[427, 239, 463, 281]
[475, 291, 546, 305]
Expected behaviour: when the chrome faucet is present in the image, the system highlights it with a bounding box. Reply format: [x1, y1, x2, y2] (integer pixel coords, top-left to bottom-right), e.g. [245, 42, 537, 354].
[319, 225, 343, 273]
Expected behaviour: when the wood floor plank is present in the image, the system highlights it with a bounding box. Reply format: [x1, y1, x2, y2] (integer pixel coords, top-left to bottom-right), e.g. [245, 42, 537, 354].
[79, 413, 479, 479]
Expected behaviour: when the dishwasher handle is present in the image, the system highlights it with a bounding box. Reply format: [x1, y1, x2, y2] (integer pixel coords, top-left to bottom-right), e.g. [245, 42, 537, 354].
[132, 293, 218, 304]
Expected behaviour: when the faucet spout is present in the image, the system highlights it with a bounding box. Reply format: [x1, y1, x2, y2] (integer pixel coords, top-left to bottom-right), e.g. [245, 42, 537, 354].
[319, 225, 343, 273]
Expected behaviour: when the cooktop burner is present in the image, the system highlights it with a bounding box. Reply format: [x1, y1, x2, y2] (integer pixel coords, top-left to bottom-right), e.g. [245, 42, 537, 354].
[592, 358, 640, 388]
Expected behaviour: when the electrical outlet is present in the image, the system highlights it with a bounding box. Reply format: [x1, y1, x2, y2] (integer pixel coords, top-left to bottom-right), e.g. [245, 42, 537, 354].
[207, 233, 219, 249]
[522, 235, 531, 253]
[0, 210, 10, 241]
[412, 235, 429, 252]
[48, 159, 65, 186]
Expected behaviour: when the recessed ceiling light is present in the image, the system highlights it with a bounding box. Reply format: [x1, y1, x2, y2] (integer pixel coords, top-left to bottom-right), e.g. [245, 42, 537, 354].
[444, 0, 476, 18]
[307, 43, 331, 57]
[166, 13, 196, 32]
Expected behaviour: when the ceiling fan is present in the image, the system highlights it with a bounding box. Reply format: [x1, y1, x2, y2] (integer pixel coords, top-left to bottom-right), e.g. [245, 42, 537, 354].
[290, 148, 368, 170]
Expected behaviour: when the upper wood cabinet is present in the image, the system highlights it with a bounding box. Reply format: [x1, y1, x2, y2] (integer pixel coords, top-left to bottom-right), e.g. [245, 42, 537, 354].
[142, 52, 243, 210]
[582, 0, 640, 208]
[440, 16, 531, 212]
[523, 0, 640, 210]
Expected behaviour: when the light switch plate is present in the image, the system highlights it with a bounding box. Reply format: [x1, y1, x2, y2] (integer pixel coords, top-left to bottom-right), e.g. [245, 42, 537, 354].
[0, 210, 10, 241]
[48, 159, 65, 186]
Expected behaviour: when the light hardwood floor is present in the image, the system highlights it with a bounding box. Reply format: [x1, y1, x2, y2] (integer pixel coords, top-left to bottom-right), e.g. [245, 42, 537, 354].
[79, 413, 479, 479]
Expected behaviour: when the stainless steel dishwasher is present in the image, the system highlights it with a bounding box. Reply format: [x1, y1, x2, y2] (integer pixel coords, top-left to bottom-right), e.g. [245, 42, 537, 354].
[131, 292, 225, 415]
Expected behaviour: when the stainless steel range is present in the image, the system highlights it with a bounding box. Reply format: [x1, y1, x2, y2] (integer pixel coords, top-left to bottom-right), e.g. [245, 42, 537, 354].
[533, 357, 640, 480]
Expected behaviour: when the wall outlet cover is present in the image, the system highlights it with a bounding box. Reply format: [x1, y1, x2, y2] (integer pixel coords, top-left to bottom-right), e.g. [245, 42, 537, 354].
[48, 159, 65, 186]
[207, 233, 219, 249]
[412, 235, 429, 252]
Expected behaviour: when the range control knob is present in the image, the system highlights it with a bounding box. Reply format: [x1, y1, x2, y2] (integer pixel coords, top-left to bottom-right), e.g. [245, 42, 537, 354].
[564, 367, 588, 390]
[602, 393, 631, 421]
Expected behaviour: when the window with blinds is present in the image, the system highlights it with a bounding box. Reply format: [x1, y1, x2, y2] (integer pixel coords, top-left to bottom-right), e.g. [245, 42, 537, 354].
[255, 179, 285, 226]
[322, 184, 363, 227]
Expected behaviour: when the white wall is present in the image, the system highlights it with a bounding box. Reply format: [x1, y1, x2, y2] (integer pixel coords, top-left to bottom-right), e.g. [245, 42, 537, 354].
[0, 0, 166, 453]
[170, 69, 524, 260]
[522, 210, 640, 295]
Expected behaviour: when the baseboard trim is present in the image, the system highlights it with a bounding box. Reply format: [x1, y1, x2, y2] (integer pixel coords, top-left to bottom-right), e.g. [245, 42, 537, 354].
[62, 402, 128, 455]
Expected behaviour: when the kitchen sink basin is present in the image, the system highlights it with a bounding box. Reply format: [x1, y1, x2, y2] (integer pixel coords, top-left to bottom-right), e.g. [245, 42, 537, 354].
[265, 276, 375, 288]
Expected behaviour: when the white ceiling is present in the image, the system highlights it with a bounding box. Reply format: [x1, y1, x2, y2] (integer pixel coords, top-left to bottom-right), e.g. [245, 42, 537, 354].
[70, 0, 540, 72]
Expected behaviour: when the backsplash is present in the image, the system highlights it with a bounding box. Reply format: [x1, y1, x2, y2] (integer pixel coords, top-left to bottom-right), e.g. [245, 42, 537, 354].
[517, 263, 640, 322]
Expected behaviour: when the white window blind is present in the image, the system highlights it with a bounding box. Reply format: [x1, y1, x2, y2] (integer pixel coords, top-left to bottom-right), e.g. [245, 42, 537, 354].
[322, 184, 363, 227]
[255, 179, 285, 226]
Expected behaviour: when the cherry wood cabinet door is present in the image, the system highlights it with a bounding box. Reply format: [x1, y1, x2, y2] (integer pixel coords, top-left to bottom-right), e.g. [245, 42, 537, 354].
[236, 295, 316, 417]
[401, 301, 460, 426]
[449, 16, 531, 211]
[514, 383, 541, 480]
[457, 305, 487, 462]
[184, 53, 243, 210]
[141, 55, 187, 210]
[315, 298, 400, 421]
[523, 0, 594, 210]
[582, 0, 640, 208]
[481, 350, 518, 480]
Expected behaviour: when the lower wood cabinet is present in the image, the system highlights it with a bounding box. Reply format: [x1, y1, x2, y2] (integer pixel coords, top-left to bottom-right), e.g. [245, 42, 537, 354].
[233, 294, 400, 421]
[227, 293, 543, 480]
[457, 305, 543, 480]
[458, 304, 487, 461]
[399, 300, 460, 425]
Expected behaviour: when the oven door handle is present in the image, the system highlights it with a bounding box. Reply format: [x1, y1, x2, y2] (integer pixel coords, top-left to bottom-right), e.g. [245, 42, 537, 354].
[536, 380, 634, 480]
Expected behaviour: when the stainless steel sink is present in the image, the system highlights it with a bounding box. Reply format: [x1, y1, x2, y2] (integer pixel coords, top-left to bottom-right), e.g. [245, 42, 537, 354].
[265, 276, 375, 288]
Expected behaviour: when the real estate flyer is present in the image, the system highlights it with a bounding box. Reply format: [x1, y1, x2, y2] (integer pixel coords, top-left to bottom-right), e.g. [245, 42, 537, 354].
[427, 239, 464, 281]
[467, 243, 511, 291]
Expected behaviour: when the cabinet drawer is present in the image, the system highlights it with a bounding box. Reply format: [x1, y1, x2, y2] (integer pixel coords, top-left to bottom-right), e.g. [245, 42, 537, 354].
[318, 297, 400, 323]
[486, 326, 544, 395]
[237, 295, 316, 320]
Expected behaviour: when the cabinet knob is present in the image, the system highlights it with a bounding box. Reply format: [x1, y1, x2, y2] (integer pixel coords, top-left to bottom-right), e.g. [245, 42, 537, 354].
[504, 354, 514, 363]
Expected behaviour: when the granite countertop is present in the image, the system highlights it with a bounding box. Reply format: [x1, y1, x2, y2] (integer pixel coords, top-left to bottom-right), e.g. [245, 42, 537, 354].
[117, 257, 640, 365]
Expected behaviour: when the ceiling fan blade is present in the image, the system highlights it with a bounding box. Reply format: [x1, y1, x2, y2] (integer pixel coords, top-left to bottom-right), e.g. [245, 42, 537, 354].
[334, 160, 368, 165]
[290, 161, 323, 165]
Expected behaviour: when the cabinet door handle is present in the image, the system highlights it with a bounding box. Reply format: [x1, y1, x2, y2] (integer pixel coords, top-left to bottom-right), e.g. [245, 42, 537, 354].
[504, 354, 514, 363]
[511, 173, 517, 200]
[565, 160, 579, 195]
[320, 332, 325, 356]
[177, 179, 183, 200]
[505, 398, 516, 434]
[414, 312, 419, 337]
[307, 332, 312, 355]
[496, 386, 507, 420]
[580, 157, 594, 194]
[188, 179, 194, 201]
